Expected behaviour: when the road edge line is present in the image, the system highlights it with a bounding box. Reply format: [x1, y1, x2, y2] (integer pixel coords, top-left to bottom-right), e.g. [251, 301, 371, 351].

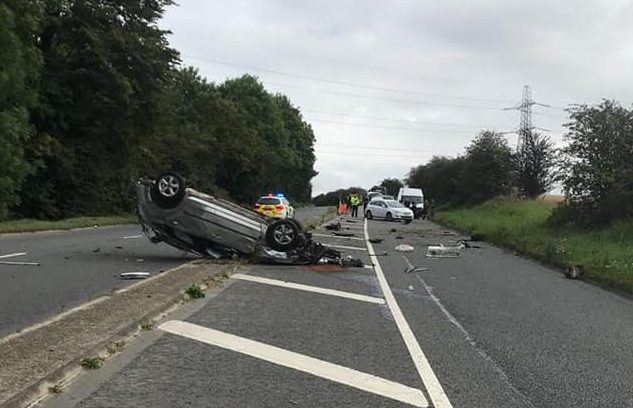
[364, 219, 453, 408]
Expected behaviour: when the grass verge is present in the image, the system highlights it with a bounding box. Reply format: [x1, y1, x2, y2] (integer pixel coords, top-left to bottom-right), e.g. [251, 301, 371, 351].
[436, 198, 633, 294]
[0, 215, 137, 234]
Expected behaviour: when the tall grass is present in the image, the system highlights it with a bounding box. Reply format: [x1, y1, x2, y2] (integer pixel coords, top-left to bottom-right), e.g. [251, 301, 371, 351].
[436, 198, 633, 293]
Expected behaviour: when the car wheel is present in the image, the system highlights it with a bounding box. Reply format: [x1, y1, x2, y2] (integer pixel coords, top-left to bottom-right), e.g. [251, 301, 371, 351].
[150, 172, 186, 209]
[266, 219, 300, 251]
[386, 212, 393, 221]
[366, 211, 373, 219]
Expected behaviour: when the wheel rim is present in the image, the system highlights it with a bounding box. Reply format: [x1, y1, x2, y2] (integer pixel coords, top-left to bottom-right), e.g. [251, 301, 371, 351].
[386, 213, 392, 221]
[158, 175, 180, 197]
[273, 224, 295, 245]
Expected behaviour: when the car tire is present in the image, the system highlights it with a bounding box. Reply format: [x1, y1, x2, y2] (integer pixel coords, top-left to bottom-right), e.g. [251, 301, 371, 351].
[266, 219, 300, 251]
[366, 211, 373, 219]
[386, 212, 393, 221]
[150, 172, 186, 209]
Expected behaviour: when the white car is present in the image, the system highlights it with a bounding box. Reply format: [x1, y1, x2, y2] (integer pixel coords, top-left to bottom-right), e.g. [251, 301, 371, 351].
[365, 198, 414, 224]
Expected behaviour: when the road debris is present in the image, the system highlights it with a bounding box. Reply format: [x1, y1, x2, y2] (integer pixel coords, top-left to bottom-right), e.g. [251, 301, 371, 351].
[115, 246, 123, 249]
[426, 242, 466, 258]
[390, 228, 397, 233]
[404, 266, 430, 274]
[408, 285, 414, 291]
[395, 235, 404, 240]
[136, 258, 145, 262]
[443, 231, 457, 236]
[325, 221, 341, 231]
[565, 265, 583, 279]
[0, 261, 40, 266]
[332, 232, 355, 237]
[92, 248, 100, 253]
[120, 272, 150, 279]
[368, 238, 383, 243]
[345, 219, 358, 223]
[395, 244, 415, 252]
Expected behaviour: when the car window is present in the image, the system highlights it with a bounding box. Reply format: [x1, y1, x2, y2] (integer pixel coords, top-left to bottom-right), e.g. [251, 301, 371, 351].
[257, 197, 281, 205]
[386, 200, 404, 208]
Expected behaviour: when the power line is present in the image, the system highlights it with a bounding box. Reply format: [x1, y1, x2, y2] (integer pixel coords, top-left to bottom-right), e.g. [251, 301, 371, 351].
[305, 109, 495, 129]
[182, 55, 515, 104]
[308, 118, 479, 133]
[317, 143, 440, 153]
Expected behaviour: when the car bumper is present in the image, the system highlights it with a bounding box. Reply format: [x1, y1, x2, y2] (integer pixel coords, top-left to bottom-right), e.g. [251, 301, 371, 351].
[393, 213, 414, 220]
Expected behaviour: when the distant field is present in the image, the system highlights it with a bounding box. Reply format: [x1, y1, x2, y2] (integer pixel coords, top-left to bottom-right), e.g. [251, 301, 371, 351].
[436, 198, 633, 294]
[539, 194, 565, 203]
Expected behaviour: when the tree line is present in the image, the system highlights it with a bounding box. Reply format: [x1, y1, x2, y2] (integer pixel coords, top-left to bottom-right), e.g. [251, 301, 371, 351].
[0, 0, 316, 221]
[316, 100, 633, 228]
[408, 101, 633, 226]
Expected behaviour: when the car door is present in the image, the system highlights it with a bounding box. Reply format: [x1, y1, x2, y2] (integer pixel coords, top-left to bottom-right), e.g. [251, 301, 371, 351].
[373, 200, 387, 218]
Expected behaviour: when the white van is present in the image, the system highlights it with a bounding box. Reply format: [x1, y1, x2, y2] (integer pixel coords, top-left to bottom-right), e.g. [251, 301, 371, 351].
[397, 187, 424, 219]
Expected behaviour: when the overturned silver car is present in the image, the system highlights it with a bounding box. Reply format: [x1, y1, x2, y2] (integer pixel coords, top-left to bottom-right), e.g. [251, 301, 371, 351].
[137, 172, 346, 265]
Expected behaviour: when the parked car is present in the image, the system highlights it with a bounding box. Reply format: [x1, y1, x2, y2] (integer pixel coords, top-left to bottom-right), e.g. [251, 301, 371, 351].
[365, 198, 414, 223]
[397, 187, 424, 219]
[254, 194, 295, 218]
[136, 172, 341, 264]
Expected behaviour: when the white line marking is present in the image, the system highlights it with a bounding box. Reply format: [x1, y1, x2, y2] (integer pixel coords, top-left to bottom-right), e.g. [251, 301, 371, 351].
[159, 320, 428, 407]
[401, 255, 535, 407]
[327, 244, 367, 251]
[0, 252, 27, 260]
[364, 219, 453, 408]
[0, 261, 40, 266]
[231, 274, 384, 304]
[123, 235, 143, 239]
[311, 233, 365, 241]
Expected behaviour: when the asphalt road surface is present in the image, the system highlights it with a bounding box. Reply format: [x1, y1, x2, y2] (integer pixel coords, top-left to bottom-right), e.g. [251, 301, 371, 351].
[38, 216, 633, 407]
[0, 207, 329, 339]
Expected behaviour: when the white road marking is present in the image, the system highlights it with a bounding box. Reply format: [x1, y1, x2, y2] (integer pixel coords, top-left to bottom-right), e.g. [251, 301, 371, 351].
[364, 219, 453, 408]
[159, 320, 428, 407]
[123, 235, 143, 239]
[326, 244, 367, 251]
[0, 252, 27, 260]
[231, 274, 385, 304]
[0, 261, 40, 266]
[311, 233, 365, 241]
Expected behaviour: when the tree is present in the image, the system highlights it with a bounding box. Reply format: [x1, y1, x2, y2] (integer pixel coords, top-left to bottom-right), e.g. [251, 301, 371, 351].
[461, 131, 514, 204]
[379, 178, 403, 197]
[407, 156, 467, 204]
[18, 0, 179, 218]
[515, 132, 556, 198]
[0, 0, 41, 219]
[554, 101, 633, 225]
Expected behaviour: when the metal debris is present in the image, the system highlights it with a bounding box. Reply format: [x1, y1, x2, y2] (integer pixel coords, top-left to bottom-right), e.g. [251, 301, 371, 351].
[92, 248, 101, 253]
[0, 261, 40, 266]
[333, 232, 355, 237]
[368, 238, 383, 243]
[395, 235, 404, 240]
[565, 265, 583, 279]
[395, 244, 415, 252]
[404, 266, 430, 274]
[426, 242, 465, 258]
[325, 221, 341, 231]
[120, 272, 150, 279]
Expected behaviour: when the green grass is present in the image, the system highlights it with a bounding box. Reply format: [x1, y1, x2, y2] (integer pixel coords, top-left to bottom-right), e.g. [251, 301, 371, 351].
[436, 198, 633, 293]
[0, 215, 137, 234]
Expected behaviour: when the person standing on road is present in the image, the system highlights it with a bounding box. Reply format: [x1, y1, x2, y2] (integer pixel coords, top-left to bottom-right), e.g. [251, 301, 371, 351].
[350, 194, 360, 218]
[362, 193, 368, 216]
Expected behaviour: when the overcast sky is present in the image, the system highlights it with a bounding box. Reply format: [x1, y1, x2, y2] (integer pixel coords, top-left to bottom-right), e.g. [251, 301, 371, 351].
[160, 0, 633, 196]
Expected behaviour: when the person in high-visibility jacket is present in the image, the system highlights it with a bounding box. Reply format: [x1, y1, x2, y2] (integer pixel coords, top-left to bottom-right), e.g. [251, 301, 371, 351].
[350, 194, 361, 218]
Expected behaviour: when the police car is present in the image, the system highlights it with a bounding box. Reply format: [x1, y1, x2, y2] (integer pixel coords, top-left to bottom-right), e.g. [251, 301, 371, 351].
[254, 193, 295, 219]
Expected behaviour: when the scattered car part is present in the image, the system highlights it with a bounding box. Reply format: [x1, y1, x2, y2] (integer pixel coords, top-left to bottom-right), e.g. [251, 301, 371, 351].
[0, 261, 40, 266]
[404, 266, 430, 274]
[426, 242, 465, 258]
[333, 231, 355, 237]
[368, 238, 383, 243]
[120, 272, 150, 279]
[325, 221, 341, 231]
[395, 244, 415, 252]
[565, 265, 583, 279]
